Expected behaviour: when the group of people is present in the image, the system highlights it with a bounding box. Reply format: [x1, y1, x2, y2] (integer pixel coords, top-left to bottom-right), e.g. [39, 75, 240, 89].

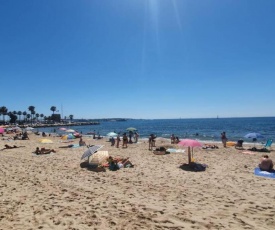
[106, 156, 134, 171]
[109, 132, 139, 148]
[170, 134, 180, 144]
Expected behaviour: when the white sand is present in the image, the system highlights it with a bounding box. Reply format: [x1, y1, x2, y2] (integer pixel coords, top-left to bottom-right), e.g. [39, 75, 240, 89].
[0, 134, 275, 230]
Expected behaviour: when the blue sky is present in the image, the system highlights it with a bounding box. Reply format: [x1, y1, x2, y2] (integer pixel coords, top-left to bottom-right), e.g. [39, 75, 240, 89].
[1, 0, 275, 119]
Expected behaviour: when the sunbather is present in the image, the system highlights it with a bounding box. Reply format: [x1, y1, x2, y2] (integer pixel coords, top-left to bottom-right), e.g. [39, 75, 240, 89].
[202, 144, 219, 149]
[1, 144, 25, 150]
[34, 147, 56, 155]
[106, 156, 134, 170]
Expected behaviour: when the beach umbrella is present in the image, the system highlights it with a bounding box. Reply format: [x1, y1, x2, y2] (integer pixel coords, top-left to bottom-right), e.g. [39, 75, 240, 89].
[107, 132, 118, 137]
[59, 127, 67, 131]
[65, 129, 75, 133]
[61, 134, 75, 140]
[0, 127, 5, 134]
[73, 132, 81, 138]
[178, 139, 202, 164]
[244, 132, 264, 139]
[244, 132, 264, 146]
[25, 127, 34, 131]
[81, 145, 104, 160]
[126, 127, 137, 132]
[39, 139, 53, 144]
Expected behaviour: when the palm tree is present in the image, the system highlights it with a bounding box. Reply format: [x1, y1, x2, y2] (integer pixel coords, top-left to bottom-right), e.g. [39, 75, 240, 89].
[23, 111, 27, 123]
[26, 114, 31, 123]
[31, 110, 36, 124]
[28, 106, 35, 124]
[40, 114, 44, 122]
[0, 106, 8, 123]
[17, 111, 22, 124]
[69, 115, 73, 122]
[36, 113, 39, 122]
[50, 106, 57, 114]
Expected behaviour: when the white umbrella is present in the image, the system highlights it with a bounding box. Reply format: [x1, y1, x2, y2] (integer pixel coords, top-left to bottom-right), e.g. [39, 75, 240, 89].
[65, 129, 75, 133]
[25, 127, 34, 131]
[107, 132, 118, 137]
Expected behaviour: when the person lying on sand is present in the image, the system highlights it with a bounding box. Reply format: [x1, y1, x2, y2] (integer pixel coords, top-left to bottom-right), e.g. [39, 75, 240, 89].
[202, 144, 219, 149]
[1, 144, 25, 150]
[259, 155, 274, 172]
[106, 156, 134, 171]
[248, 147, 269, 152]
[34, 147, 56, 155]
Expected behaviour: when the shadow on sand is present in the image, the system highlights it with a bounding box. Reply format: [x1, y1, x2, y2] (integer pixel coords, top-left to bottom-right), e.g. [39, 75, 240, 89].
[80, 162, 106, 172]
[179, 163, 207, 172]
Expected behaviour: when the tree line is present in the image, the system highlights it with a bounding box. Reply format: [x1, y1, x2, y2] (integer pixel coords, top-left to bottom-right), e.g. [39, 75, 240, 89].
[0, 106, 73, 124]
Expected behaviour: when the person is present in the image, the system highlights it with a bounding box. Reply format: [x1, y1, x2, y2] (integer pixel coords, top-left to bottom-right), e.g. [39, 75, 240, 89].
[149, 134, 156, 150]
[175, 137, 180, 144]
[35, 147, 56, 155]
[235, 140, 244, 149]
[122, 133, 128, 148]
[221, 132, 227, 147]
[110, 137, 115, 146]
[134, 132, 139, 143]
[171, 134, 176, 144]
[129, 131, 133, 144]
[116, 134, 120, 148]
[22, 132, 29, 140]
[1, 144, 25, 150]
[202, 144, 219, 149]
[152, 134, 156, 147]
[79, 137, 86, 146]
[107, 156, 134, 171]
[259, 155, 274, 172]
[42, 132, 47, 137]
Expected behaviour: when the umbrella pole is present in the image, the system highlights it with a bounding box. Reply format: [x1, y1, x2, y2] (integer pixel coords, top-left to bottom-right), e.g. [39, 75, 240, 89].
[188, 147, 191, 164]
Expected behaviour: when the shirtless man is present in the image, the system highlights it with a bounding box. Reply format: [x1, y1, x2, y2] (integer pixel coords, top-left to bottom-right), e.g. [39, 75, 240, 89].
[259, 155, 274, 172]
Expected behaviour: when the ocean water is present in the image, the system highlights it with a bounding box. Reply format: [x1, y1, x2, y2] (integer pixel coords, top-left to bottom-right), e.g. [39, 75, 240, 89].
[38, 117, 275, 143]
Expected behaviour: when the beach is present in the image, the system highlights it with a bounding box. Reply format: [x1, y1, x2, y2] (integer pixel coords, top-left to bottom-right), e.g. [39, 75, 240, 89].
[0, 134, 275, 230]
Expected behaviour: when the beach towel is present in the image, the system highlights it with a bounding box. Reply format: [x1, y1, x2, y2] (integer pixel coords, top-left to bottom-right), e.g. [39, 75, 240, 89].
[166, 148, 185, 153]
[254, 168, 275, 179]
[241, 151, 256, 155]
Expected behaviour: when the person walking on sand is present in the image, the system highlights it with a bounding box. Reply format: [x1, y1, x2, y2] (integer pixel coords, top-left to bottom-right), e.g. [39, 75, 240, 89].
[122, 133, 128, 148]
[149, 134, 154, 150]
[221, 132, 227, 147]
[116, 134, 120, 148]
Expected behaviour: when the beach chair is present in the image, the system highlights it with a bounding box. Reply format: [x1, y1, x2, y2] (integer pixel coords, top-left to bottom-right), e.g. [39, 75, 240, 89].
[262, 139, 273, 150]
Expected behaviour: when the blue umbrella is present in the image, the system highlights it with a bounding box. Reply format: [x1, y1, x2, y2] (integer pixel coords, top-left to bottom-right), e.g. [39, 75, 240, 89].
[244, 132, 264, 139]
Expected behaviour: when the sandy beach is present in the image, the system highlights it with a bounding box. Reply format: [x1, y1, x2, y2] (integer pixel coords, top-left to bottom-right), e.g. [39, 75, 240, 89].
[1, 133, 275, 230]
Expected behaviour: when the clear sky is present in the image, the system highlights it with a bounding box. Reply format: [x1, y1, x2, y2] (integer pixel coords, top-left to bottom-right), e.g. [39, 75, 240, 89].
[1, 0, 275, 119]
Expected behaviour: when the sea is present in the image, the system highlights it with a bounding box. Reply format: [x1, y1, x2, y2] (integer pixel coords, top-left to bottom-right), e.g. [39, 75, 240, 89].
[37, 117, 275, 143]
